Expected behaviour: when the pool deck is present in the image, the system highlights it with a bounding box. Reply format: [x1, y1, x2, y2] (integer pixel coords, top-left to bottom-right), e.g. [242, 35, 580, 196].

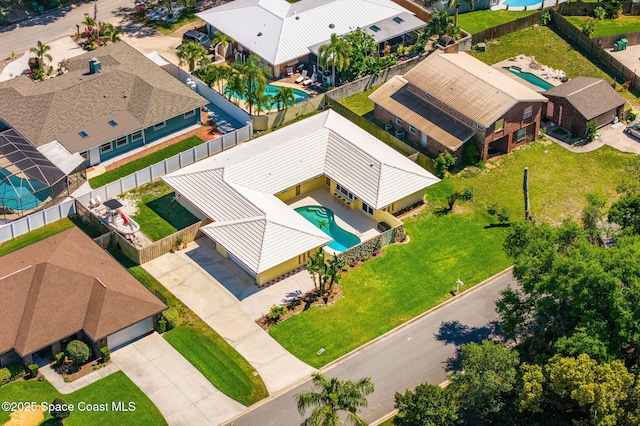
[491, 0, 565, 11]
[493, 55, 563, 92]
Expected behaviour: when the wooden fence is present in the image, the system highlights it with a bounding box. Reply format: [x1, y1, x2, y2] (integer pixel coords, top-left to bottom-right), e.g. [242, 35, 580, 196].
[471, 10, 545, 44]
[595, 31, 640, 49]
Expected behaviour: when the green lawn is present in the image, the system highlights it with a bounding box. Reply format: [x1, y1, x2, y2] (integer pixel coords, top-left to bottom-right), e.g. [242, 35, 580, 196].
[123, 259, 268, 406]
[89, 136, 205, 189]
[565, 15, 640, 38]
[126, 180, 199, 241]
[0, 371, 166, 425]
[337, 85, 381, 116]
[0, 217, 75, 256]
[270, 141, 633, 367]
[457, 9, 540, 35]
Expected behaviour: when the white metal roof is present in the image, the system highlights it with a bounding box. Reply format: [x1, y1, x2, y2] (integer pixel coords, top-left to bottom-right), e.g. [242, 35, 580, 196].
[163, 110, 438, 274]
[37, 141, 84, 175]
[197, 0, 417, 66]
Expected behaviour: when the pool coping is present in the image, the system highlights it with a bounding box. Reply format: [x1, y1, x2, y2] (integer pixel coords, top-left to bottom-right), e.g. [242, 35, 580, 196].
[492, 55, 563, 93]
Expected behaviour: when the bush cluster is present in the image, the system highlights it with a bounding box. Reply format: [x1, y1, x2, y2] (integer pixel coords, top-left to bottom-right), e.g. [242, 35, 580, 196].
[27, 364, 39, 378]
[65, 340, 90, 366]
[100, 347, 110, 363]
[55, 352, 65, 367]
[162, 308, 179, 331]
[0, 368, 11, 386]
[7, 363, 25, 379]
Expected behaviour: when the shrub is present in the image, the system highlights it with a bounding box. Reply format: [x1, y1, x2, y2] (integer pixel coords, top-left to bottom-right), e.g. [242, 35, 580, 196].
[487, 202, 498, 216]
[581, 18, 596, 38]
[585, 119, 598, 142]
[458, 187, 474, 202]
[434, 151, 456, 178]
[497, 207, 511, 224]
[462, 141, 480, 167]
[603, 0, 622, 19]
[7, 363, 25, 379]
[540, 10, 552, 25]
[55, 352, 65, 368]
[50, 397, 70, 422]
[269, 305, 288, 322]
[100, 347, 110, 363]
[162, 307, 179, 331]
[27, 363, 39, 378]
[0, 368, 10, 386]
[593, 6, 606, 20]
[157, 318, 167, 333]
[287, 299, 302, 310]
[65, 340, 90, 366]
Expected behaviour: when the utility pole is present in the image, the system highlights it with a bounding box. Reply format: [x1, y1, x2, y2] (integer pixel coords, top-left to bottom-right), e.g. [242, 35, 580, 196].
[523, 167, 532, 220]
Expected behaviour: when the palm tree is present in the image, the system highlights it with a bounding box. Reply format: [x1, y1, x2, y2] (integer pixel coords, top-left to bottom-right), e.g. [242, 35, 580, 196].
[272, 86, 296, 111]
[318, 33, 353, 87]
[296, 373, 374, 426]
[253, 92, 274, 116]
[30, 40, 52, 71]
[103, 23, 123, 44]
[82, 15, 96, 30]
[177, 42, 209, 72]
[233, 55, 268, 115]
[212, 30, 234, 59]
[447, 0, 472, 28]
[224, 72, 245, 105]
[197, 64, 233, 94]
[306, 250, 325, 292]
[325, 256, 345, 295]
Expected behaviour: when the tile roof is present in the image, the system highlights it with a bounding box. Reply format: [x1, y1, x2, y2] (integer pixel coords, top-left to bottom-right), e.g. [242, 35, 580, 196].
[543, 77, 626, 120]
[403, 52, 547, 127]
[0, 227, 166, 356]
[0, 41, 207, 152]
[163, 110, 438, 274]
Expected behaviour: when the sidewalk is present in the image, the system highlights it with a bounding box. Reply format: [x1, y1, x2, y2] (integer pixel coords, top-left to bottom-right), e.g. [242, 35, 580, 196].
[38, 361, 120, 394]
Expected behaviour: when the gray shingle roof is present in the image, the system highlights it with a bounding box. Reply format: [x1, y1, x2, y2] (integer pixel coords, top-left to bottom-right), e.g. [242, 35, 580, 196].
[0, 41, 207, 152]
[542, 77, 626, 120]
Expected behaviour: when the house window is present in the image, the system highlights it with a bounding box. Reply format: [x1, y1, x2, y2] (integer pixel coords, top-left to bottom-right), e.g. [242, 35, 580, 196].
[523, 106, 533, 119]
[183, 110, 196, 119]
[491, 0, 498, 5]
[396, 117, 403, 126]
[131, 130, 143, 141]
[409, 125, 416, 135]
[115, 136, 127, 147]
[79, 151, 88, 160]
[153, 121, 166, 131]
[362, 202, 374, 216]
[516, 128, 527, 141]
[100, 142, 113, 153]
[495, 118, 505, 132]
[336, 183, 354, 201]
[476, 123, 484, 131]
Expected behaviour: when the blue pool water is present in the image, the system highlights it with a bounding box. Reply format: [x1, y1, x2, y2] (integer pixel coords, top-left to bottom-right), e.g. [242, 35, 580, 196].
[504, 66, 554, 91]
[295, 206, 361, 252]
[0, 168, 48, 211]
[503, 0, 541, 6]
[224, 84, 309, 110]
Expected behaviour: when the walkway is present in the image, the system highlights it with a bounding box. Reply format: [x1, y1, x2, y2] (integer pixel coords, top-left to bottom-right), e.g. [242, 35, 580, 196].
[142, 239, 315, 394]
[38, 360, 119, 394]
[546, 121, 640, 155]
[111, 332, 245, 426]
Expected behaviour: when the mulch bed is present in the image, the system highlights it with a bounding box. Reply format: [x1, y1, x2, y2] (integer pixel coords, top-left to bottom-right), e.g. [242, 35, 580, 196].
[52, 358, 110, 382]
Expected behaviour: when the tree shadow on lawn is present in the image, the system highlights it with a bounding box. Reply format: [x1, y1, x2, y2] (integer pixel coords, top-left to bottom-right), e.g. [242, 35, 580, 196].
[146, 193, 199, 230]
[435, 320, 505, 372]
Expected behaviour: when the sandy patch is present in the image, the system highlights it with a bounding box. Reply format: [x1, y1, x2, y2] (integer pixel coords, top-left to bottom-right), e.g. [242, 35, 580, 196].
[4, 409, 44, 426]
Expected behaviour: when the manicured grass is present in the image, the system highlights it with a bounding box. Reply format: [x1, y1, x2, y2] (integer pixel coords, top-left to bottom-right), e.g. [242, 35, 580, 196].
[123, 259, 268, 406]
[0, 217, 74, 256]
[337, 85, 381, 116]
[457, 9, 540, 35]
[0, 371, 166, 425]
[270, 141, 633, 367]
[126, 181, 199, 241]
[89, 136, 205, 189]
[565, 15, 640, 38]
[469, 25, 638, 106]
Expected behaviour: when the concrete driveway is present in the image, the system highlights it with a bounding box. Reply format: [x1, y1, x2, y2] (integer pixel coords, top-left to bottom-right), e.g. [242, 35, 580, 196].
[599, 123, 640, 155]
[111, 332, 245, 426]
[142, 238, 315, 395]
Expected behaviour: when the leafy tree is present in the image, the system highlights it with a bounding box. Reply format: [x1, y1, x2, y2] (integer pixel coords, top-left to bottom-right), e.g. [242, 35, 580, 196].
[434, 151, 455, 178]
[593, 5, 607, 20]
[582, 192, 606, 244]
[603, 0, 622, 19]
[65, 340, 90, 366]
[585, 118, 598, 141]
[553, 328, 612, 363]
[233, 55, 269, 115]
[29, 40, 52, 71]
[50, 397, 70, 425]
[177, 41, 209, 72]
[449, 340, 520, 424]
[608, 193, 640, 236]
[296, 372, 374, 426]
[425, 10, 458, 39]
[341, 28, 383, 82]
[272, 86, 295, 111]
[212, 30, 234, 58]
[319, 33, 353, 87]
[581, 18, 596, 38]
[394, 383, 458, 426]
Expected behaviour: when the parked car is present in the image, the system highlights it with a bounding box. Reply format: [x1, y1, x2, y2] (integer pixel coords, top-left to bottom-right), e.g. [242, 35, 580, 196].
[182, 30, 214, 53]
[626, 122, 640, 140]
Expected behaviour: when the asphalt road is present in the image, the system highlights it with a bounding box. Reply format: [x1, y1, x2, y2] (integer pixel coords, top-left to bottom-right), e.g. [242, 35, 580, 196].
[0, 0, 134, 57]
[229, 270, 515, 426]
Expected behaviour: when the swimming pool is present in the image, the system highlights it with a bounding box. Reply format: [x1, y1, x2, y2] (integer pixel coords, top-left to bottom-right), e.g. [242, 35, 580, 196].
[504, 66, 554, 91]
[224, 84, 309, 110]
[0, 168, 48, 211]
[503, 0, 541, 6]
[295, 206, 361, 252]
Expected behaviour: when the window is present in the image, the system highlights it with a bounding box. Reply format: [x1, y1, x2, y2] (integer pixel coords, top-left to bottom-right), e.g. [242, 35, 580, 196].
[131, 130, 142, 141]
[336, 183, 354, 201]
[476, 123, 484, 131]
[78, 131, 89, 138]
[100, 142, 113, 153]
[409, 125, 416, 135]
[108, 119, 118, 127]
[396, 117, 403, 126]
[183, 110, 196, 119]
[494, 118, 505, 132]
[115, 136, 127, 147]
[523, 106, 533, 120]
[362, 202, 374, 216]
[153, 121, 166, 131]
[516, 128, 527, 141]
[79, 151, 88, 160]
[370, 25, 381, 32]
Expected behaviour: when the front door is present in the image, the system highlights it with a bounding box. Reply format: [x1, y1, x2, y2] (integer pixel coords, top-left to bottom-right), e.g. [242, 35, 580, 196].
[420, 132, 427, 147]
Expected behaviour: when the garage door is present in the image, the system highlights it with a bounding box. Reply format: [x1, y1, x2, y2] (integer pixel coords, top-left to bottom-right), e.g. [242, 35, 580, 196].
[107, 317, 153, 350]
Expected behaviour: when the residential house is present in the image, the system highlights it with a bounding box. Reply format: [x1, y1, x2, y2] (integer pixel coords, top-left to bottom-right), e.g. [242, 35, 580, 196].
[542, 77, 626, 137]
[369, 52, 548, 160]
[163, 110, 438, 285]
[196, 0, 426, 77]
[0, 227, 167, 367]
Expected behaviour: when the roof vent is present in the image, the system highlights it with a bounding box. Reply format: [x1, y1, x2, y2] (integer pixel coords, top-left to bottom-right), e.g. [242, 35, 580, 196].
[295, 15, 300, 20]
[79, 131, 89, 138]
[88, 57, 101, 74]
[257, 32, 263, 36]
[370, 25, 381, 32]
[108, 120, 118, 127]
[393, 16, 404, 24]
[329, 23, 335, 28]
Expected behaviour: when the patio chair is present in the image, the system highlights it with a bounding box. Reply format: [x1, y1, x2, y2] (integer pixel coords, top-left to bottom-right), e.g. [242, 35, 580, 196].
[557, 69, 566, 79]
[295, 70, 308, 84]
[303, 73, 316, 86]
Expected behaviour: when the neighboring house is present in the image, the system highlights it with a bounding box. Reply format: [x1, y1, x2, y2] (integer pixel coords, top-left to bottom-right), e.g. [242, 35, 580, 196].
[369, 52, 547, 160]
[196, 0, 426, 76]
[0, 41, 207, 168]
[429, 0, 496, 15]
[542, 77, 626, 137]
[163, 110, 439, 285]
[0, 227, 167, 367]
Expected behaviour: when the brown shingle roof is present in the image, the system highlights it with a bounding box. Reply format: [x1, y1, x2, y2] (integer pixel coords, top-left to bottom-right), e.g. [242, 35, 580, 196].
[542, 77, 626, 121]
[0, 227, 166, 356]
[0, 41, 207, 152]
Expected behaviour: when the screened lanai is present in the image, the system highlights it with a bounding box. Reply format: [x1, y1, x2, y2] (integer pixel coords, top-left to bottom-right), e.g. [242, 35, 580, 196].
[0, 129, 85, 220]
